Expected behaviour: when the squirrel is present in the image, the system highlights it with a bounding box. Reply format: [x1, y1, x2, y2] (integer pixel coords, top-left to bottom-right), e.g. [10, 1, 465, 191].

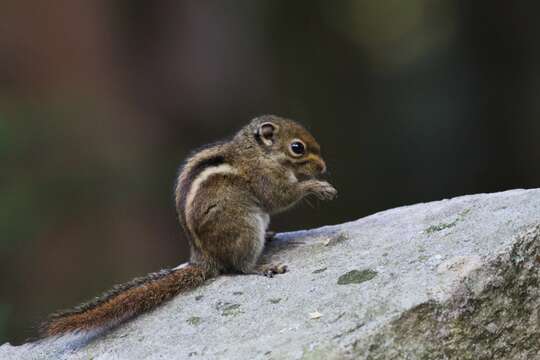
[40, 115, 337, 338]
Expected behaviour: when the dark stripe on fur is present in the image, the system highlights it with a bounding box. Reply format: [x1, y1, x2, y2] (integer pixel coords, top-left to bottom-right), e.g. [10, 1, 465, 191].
[176, 147, 226, 231]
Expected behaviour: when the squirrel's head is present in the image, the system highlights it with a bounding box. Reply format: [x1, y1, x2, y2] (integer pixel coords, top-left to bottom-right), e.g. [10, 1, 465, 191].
[244, 115, 327, 180]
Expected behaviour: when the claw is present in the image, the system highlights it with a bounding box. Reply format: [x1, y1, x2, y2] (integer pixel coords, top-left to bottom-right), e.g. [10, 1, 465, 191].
[257, 263, 288, 277]
[265, 231, 276, 242]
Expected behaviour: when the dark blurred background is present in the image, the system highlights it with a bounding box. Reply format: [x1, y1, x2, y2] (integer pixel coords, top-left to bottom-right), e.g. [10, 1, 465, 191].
[1, 0, 539, 344]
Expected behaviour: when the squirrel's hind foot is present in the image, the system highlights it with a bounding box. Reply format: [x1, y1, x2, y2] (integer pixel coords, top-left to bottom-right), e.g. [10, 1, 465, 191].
[256, 263, 288, 278]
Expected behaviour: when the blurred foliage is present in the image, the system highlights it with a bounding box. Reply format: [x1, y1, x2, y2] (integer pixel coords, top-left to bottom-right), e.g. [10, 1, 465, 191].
[1, 0, 540, 344]
[0, 304, 10, 341]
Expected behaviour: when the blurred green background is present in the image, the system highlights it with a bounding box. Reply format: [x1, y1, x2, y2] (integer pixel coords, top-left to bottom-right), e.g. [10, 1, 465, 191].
[1, 1, 539, 344]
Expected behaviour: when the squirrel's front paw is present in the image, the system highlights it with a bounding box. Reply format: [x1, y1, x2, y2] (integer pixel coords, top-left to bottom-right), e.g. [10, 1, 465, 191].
[303, 180, 337, 200]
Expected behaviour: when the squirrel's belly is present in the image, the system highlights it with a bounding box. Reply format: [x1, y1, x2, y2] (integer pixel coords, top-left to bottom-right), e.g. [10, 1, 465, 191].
[251, 211, 270, 258]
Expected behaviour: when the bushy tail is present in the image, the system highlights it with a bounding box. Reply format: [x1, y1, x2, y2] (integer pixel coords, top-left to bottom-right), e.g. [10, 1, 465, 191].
[40, 264, 207, 337]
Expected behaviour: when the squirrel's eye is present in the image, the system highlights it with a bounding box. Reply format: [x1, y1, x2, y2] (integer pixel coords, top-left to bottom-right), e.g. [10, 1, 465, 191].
[289, 141, 306, 156]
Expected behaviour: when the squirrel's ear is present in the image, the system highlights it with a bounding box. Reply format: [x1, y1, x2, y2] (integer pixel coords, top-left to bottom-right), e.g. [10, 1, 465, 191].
[255, 122, 278, 146]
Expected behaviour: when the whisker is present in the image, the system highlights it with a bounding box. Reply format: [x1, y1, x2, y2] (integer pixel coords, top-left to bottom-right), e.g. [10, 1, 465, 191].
[303, 197, 315, 209]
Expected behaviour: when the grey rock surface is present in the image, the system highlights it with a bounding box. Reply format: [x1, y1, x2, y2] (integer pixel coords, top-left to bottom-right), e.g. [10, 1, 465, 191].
[1, 189, 539, 359]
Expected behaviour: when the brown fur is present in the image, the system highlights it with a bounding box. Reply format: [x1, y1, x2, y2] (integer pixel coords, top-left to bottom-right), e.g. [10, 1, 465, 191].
[41, 265, 206, 336]
[40, 115, 336, 338]
[175, 115, 335, 275]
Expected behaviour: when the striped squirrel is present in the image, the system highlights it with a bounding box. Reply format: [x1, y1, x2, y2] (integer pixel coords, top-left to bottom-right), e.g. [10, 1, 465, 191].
[40, 115, 337, 338]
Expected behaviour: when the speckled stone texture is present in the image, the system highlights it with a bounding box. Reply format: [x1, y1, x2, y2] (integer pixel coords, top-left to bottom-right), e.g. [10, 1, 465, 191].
[1, 189, 539, 359]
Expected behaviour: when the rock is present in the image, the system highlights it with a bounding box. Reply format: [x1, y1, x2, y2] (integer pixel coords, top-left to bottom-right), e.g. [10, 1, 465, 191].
[1, 188, 539, 359]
